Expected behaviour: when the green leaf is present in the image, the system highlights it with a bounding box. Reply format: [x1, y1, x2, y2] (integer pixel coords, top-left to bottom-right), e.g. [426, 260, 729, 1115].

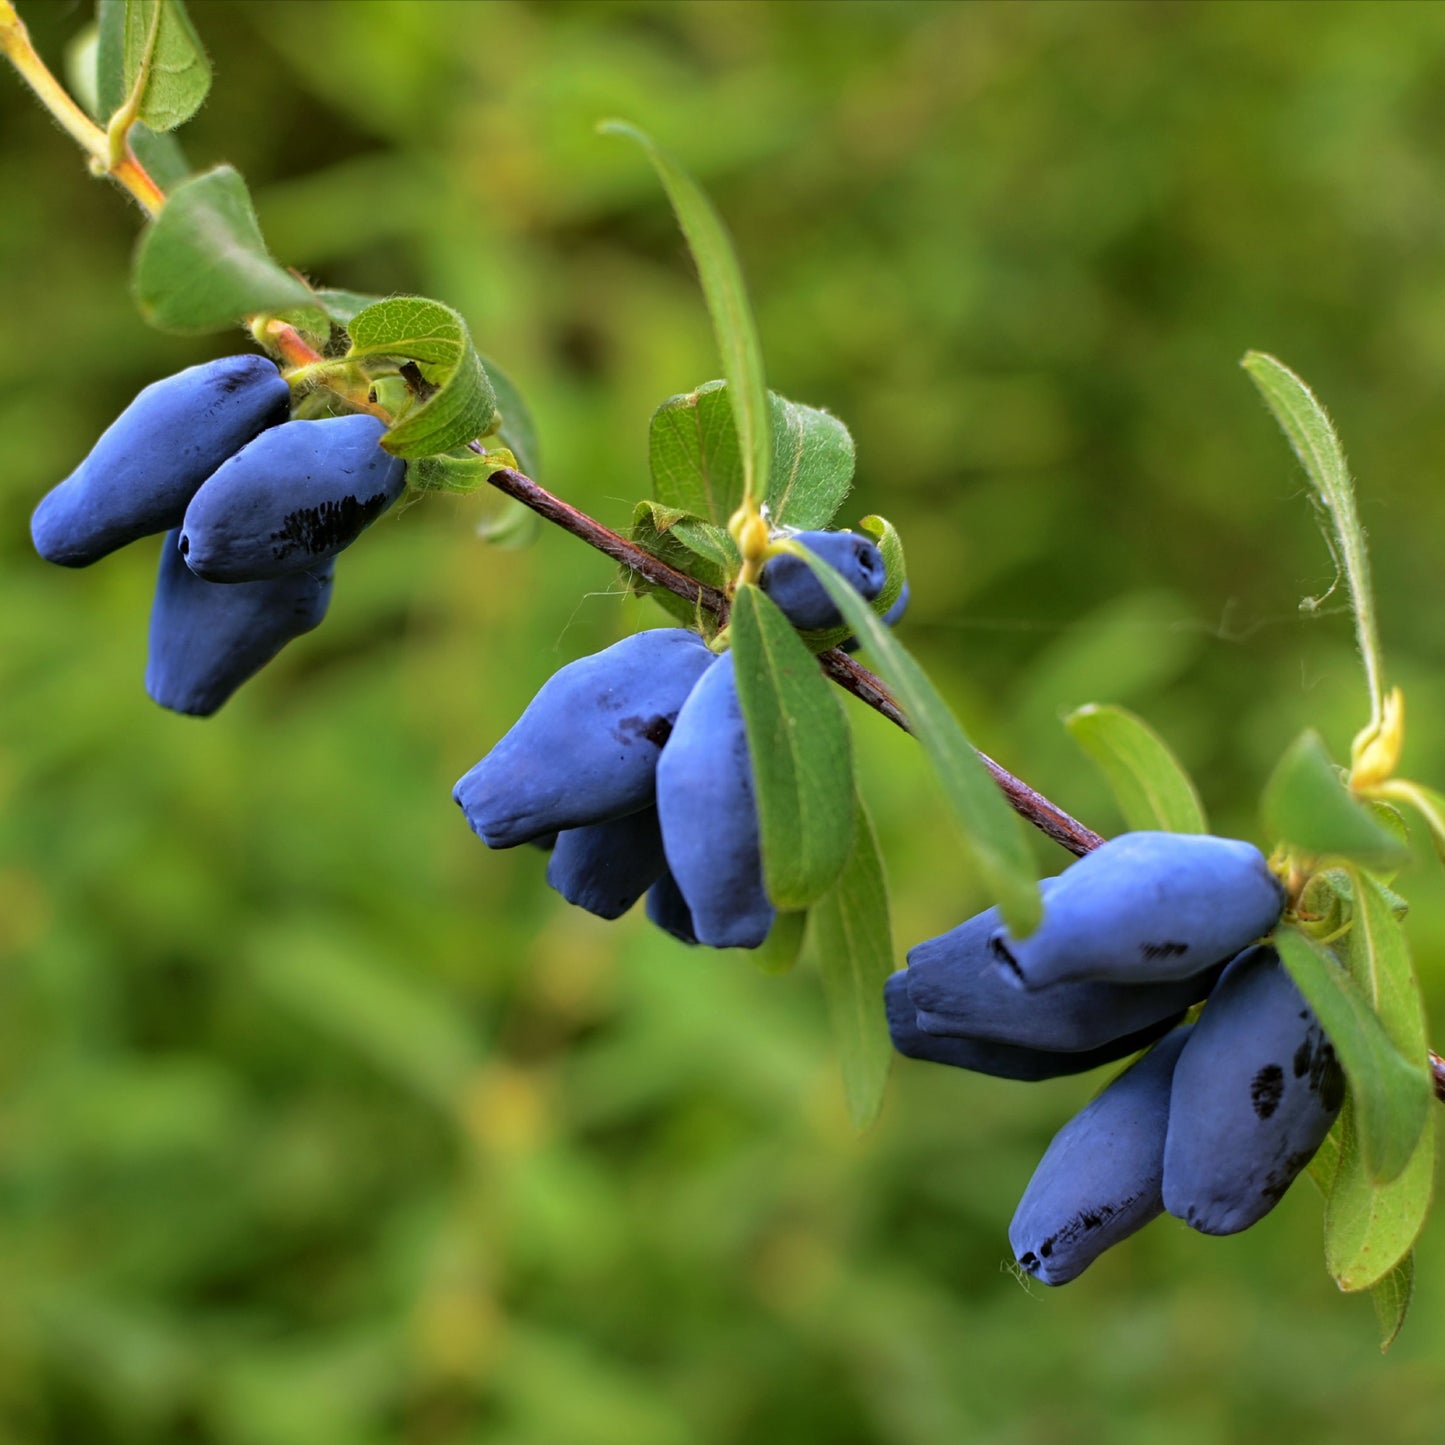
[482, 353, 541, 480]
[629, 501, 736, 594]
[1262, 730, 1406, 865]
[1274, 928, 1429, 1185]
[731, 586, 854, 909]
[132, 164, 313, 334]
[1065, 703, 1207, 834]
[649, 382, 854, 530]
[312, 288, 385, 327]
[345, 297, 499, 458]
[795, 550, 1041, 936]
[408, 446, 517, 495]
[1318, 868, 1434, 1292]
[1372, 1253, 1414, 1353]
[603, 124, 770, 507]
[858, 515, 907, 620]
[751, 910, 806, 977]
[97, 0, 210, 134]
[806, 795, 895, 1129]
[1243, 351, 1386, 731]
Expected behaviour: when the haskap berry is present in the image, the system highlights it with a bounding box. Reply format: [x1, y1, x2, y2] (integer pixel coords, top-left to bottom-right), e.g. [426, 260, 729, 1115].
[547, 808, 668, 920]
[990, 831, 1285, 989]
[1163, 945, 1345, 1235]
[759, 529, 885, 629]
[146, 529, 333, 717]
[903, 879, 1222, 1053]
[453, 629, 715, 848]
[31, 355, 292, 567]
[1009, 1025, 1192, 1285]
[180, 415, 408, 581]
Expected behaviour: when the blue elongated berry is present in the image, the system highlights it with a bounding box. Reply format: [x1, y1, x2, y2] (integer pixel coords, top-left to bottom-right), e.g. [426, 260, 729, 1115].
[547, 808, 667, 919]
[840, 579, 909, 653]
[1009, 1025, 1192, 1285]
[646, 870, 697, 944]
[655, 651, 774, 949]
[145, 529, 332, 717]
[905, 880, 1220, 1052]
[759, 530, 885, 629]
[454, 629, 715, 848]
[990, 831, 1284, 989]
[1162, 945, 1344, 1235]
[32, 356, 291, 567]
[886, 972, 1185, 1081]
[180, 415, 407, 581]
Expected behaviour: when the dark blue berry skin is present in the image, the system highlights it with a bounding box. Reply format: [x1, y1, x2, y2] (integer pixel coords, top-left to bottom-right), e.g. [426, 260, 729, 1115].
[655, 651, 774, 949]
[145, 529, 332, 717]
[1163, 945, 1344, 1236]
[180, 415, 407, 581]
[454, 629, 715, 849]
[840, 579, 909, 653]
[905, 880, 1221, 1052]
[646, 870, 698, 944]
[886, 972, 1184, 1081]
[31, 356, 291, 568]
[990, 831, 1284, 989]
[759, 530, 885, 629]
[547, 808, 668, 919]
[1009, 1025, 1193, 1285]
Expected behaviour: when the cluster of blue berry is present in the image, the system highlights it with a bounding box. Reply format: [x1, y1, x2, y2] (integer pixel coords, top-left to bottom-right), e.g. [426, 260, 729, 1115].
[889, 832, 1343, 1282]
[453, 530, 896, 947]
[30, 356, 407, 715]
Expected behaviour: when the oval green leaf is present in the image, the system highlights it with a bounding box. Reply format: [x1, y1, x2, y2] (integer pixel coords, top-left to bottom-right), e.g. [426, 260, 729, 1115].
[731, 585, 854, 910]
[1066, 703, 1207, 835]
[132, 165, 313, 333]
[1274, 927, 1429, 1185]
[97, 0, 210, 135]
[795, 550, 1040, 936]
[806, 794, 895, 1130]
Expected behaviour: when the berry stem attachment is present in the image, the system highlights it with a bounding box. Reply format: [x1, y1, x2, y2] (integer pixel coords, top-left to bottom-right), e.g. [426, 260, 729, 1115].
[0, 1, 164, 216]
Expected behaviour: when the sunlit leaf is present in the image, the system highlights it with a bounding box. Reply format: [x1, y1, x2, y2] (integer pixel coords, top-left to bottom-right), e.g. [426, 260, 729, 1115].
[97, 0, 210, 135]
[1066, 703, 1207, 834]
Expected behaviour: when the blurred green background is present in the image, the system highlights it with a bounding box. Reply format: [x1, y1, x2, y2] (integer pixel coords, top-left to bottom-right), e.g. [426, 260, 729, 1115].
[5, 1, 1445, 1440]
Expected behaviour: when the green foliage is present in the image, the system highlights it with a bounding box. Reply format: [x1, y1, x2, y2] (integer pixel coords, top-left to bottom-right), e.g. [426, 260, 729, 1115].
[797, 550, 1041, 936]
[1263, 730, 1405, 864]
[97, 0, 210, 135]
[605, 123, 771, 509]
[648, 381, 854, 529]
[1372, 1254, 1414, 1353]
[730, 584, 854, 909]
[807, 795, 894, 1129]
[1065, 702, 1207, 834]
[858, 514, 906, 618]
[345, 297, 499, 458]
[132, 164, 312, 332]
[1274, 928, 1429, 1185]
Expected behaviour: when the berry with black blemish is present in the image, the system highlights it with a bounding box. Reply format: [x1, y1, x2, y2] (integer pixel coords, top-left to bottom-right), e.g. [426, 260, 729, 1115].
[145, 528, 333, 717]
[31, 355, 291, 567]
[1009, 1025, 1192, 1285]
[180, 414, 407, 581]
[989, 831, 1285, 989]
[885, 971, 1187, 1082]
[453, 629, 715, 848]
[903, 879, 1222, 1053]
[1162, 944, 1344, 1235]
[759, 529, 885, 630]
[655, 650, 775, 949]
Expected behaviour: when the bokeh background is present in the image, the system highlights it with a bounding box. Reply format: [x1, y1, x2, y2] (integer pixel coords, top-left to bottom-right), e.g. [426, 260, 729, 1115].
[5, 1, 1445, 1440]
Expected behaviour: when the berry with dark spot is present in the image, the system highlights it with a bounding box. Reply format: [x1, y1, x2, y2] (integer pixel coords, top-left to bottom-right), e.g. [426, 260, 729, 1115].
[904, 879, 1222, 1052]
[990, 831, 1284, 989]
[180, 414, 407, 581]
[759, 529, 885, 629]
[145, 528, 332, 717]
[32, 355, 291, 567]
[655, 651, 775, 948]
[1009, 1026, 1192, 1285]
[1163, 945, 1345, 1235]
[454, 629, 715, 848]
[886, 972, 1186, 1082]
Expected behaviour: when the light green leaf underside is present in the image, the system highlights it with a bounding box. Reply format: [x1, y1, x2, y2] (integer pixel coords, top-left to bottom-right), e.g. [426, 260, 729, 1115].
[97, 0, 210, 134]
[1263, 730, 1405, 865]
[1065, 703, 1207, 834]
